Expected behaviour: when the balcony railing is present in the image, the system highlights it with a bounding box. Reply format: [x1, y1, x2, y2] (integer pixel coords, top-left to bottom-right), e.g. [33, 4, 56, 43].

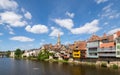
[98, 53, 116, 57]
[89, 51, 98, 53]
[98, 47, 116, 52]
[87, 41, 99, 48]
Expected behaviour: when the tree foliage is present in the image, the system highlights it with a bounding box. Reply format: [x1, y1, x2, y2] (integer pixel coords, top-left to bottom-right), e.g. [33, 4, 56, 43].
[15, 48, 22, 58]
[6, 51, 11, 57]
[37, 50, 53, 61]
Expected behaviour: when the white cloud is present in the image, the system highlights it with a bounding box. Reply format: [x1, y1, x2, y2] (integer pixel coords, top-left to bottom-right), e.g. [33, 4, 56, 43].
[71, 19, 100, 34]
[25, 24, 48, 34]
[102, 3, 112, 12]
[95, 0, 108, 4]
[6, 25, 15, 35]
[21, 8, 25, 13]
[0, 11, 27, 27]
[49, 27, 64, 37]
[65, 12, 74, 18]
[54, 18, 74, 30]
[107, 28, 120, 34]
[24, 11, 32, 20]
[10, 36, 34, 42]
[104, 22, 108, 25]
[0, 0, 18, 10]
[100, 4, 120, 19]
[0, 33, 3, 36]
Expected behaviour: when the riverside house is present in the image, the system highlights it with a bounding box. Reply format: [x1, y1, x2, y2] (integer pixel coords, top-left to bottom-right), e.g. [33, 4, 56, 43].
[98, 34, 116, 58]
[98, 31, 120, 58]
[22, 48, 40, 57]
[87, 34, 100, 58]
[73, 41, 86, 59]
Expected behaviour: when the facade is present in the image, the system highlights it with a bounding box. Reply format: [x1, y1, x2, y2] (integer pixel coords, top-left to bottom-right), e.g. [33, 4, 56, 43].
[72, 50, 80, 58]
[98, 31, 120, 58]
[115, 31, 120, 58]
[116, 37, 120, 57]
[87, 35, 100, 58]
[98, 34, 116, 58]
[10, 51, 15, 58]
[73, 41, 86, 58]
[22, 49, 40, 57]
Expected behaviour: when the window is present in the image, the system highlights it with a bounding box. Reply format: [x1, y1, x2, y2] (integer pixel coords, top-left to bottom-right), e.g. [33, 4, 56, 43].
[74, 54, 79, 56]
[117, 44, 120, 50]
[117, 51, 120, 55]
[117, 37, 120, 43]
[102, 39, 109, 43]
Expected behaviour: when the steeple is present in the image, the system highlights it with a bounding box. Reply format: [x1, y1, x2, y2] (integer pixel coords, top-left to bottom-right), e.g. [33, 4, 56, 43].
[57, 33, 61, 46]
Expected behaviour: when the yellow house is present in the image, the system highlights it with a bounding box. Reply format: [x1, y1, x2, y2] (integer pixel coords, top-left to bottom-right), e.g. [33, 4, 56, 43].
[72, 50, 80, 58]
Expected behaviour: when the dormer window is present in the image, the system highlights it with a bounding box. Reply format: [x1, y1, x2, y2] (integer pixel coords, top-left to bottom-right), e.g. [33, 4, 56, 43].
[102, 39, 109, 43]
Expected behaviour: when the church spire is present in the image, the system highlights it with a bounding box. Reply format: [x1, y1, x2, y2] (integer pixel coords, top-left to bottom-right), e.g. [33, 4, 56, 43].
[57, 33, 61, 46]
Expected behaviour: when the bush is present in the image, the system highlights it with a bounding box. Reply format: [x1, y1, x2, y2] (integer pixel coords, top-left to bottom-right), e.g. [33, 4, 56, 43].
[37, 50, 51, 61]
[112, 64, 119, 69]
[101, 63, 107, 67]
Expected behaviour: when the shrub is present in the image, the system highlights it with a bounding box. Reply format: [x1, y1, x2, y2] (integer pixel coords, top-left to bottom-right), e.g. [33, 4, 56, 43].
[101, 63, 107, 67]
[37, 50, 51, 61]
[112, 64, 119, 69]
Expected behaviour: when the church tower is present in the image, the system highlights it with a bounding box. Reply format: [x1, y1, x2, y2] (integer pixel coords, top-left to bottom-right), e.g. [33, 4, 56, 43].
[57, 33, 61, 46]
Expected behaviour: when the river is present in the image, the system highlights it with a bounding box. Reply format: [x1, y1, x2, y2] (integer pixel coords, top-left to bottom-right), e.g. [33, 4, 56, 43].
[0, 58, 120, 75]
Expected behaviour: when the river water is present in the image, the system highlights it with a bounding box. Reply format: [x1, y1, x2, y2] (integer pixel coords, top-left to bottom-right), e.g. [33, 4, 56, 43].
[0, 58, 120, 75]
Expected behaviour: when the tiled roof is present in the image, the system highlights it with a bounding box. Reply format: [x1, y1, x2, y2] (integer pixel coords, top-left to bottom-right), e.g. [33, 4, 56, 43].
[88, 34, 100, 42]
[100, 42, 115, 48]
[74, 41, 86, 50]
[101, 34, 114, 42]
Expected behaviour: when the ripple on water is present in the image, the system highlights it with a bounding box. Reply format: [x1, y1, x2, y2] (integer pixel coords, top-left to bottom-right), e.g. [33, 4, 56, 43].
[33, 68, 39, 70]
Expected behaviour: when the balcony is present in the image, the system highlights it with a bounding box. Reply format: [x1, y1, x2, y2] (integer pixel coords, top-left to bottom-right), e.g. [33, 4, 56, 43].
[98, 53, 116, 57]
[98, 47, 116, 52]
[89, 51, 97, 53]
[87, 41, 99, 48]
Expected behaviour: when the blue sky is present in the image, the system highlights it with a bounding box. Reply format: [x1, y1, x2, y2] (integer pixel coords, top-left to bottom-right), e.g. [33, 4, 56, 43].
[0, 0, 120, 51]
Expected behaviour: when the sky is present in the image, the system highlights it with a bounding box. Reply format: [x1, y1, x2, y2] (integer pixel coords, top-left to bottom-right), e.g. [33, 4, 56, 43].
[0, 0, 120, 51]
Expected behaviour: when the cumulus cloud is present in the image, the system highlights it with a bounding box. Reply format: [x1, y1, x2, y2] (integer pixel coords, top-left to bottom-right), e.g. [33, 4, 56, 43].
[71, 19, 100, 34]
[24, 11, 32, 19]
[54, 18, 74, 30]
[107, 28, 120, 34]
[0, 0, 18, 10]
[10, 36, 34, 42]
[95, 0, 108, 4]
[65, 12, 74, 18]
[49, 27, 64, 37]
[25, 24, 48, 34]
[0, 11, 27, 27]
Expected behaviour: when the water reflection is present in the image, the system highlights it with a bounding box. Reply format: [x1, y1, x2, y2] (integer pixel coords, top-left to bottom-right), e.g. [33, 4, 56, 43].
[0, 58, 120, 75]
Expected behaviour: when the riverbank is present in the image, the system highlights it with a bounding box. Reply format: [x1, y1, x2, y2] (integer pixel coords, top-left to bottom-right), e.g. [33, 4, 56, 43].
[18, 56, 120, 70]
[44, 58, 120, 70]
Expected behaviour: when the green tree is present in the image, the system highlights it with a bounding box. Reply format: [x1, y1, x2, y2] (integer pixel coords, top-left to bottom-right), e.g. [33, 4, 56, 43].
[37, 50, 53, 60]
[15, 48, 22, 58]
[6, 51, 11, 57]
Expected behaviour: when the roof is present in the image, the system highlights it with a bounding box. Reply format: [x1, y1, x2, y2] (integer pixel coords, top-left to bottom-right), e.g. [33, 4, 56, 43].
[100, 42, 115, 48]
[88, 34, 100, 42]
[74, 41, 86, 50]
[100, 34, 114, 42]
